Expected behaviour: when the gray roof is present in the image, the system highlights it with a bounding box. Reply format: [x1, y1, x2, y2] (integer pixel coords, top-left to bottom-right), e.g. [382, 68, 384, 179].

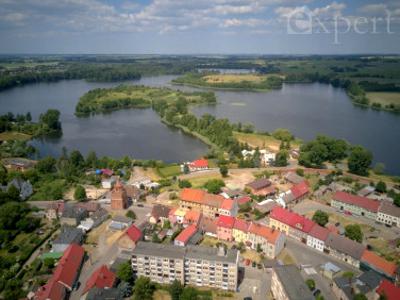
[133, 242, 238, 264]
[285, 172, 305, 184]
[62, 204, 87, 219]
[273, 265, 314, 300]
[358, 270, 383, 290]
[246, 178, 271, 190]
[322, 262, 341, 273]
[91, 208, 109, 220]
[111, 215, 132, 224]
[325, 233, 365, 260]
[53, 226, 84, 245]
[87, 287, 122, 300]
[334, 275, 374, 299]
[379, 201, 400, 218]
[151, 204, 171, 219]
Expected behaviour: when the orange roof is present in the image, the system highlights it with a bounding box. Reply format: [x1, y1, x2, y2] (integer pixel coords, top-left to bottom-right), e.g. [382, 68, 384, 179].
[185, 210, 202, 223]
[82, 265, 116, 294]
[190, 159, 208, 168]
[220, 198, 234, 211]
[361, 250, 398, 277]
[180, 188, 224, 208]
[248, 223, 280, 244]
[175, 224, 198, 244]
[233, 218, 249, 232]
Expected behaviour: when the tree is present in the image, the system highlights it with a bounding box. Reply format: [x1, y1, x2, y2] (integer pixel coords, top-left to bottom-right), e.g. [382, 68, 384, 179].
[169, 279, 183, 300]
[69, 150, 85, 168]
[203, 179, 225, 194]
[7, 185, 21, 202]
[305, 279, 315, 291]
[348, 146, 372, 176]
[43, 257, 55, 269]
[312, 210, 329, 227]
[26, 112, 32, 122]
[178, 179, 192, 188]
[126, 210, 136, 220]
[86, 151, 98, 168]
[345, 224, 363, 243]
[183, 164, 190, 174]
[39, 109, 61, 132]
[275, 150, 288, 167]
[36, 156, 57, 173]
[74, 185, 86, 201]
[272, 128, 293, 141]
[219, 165, 228, 177]
[132, 276, 155, 300]
[180, 286, 199, 300]
[116, 261, 133, 283]
[375, 181, 387, 193]
[0, 164, 7, 185]
[353, 294, 367, 300]
[373, 163, 385, 175]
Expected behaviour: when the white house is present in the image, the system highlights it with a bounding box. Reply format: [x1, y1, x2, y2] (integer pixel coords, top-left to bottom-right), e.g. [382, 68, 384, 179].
[260, 150, 276, 166]
[377, 201, 400, 228]
[306, 224, 330, 252]
[101, 176, 117, 189]
[218, 198, 238, 217]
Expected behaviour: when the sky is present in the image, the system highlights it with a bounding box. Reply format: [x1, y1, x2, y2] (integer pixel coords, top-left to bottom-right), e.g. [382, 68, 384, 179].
[0, 0, 399, 54]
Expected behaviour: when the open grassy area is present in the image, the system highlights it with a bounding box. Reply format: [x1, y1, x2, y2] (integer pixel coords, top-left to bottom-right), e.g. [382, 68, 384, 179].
[0, 131, 32, 141]
[203, 73, 282, 84]
[367, 92, 400, 106]
[188, 174, 223, 188]
[233, 131, 301, 152]
[157, 164, 182, 178]
[153, 290, 172, 300]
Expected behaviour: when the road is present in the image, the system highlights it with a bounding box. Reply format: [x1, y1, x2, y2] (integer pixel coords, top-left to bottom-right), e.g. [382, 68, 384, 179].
[285, 238, 360, 300]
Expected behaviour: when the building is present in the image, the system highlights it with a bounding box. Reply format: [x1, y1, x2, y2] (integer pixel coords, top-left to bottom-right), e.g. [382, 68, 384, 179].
[182, 159, 209, 172]
[174, 224, 198, 246]
[86, 287, 123, 300]
[288, 181, 310, 205]
[376, 279, 400, 300]
[34, 244, 85, 300]
[180, 188, 225, 218]
[184, 210, 202, 227]
[109, 215, 132, 231]
[118, 224, 142, 250]
[271, 265, 314, 300]
[331, 191, 380, 219]
[89, 207, 109, 228]
[150, 204, 171, 225]
[284, 172, 305, 184]
[60, 204, 88, 226]
[46, 201, 65, 220]
[131, 242, 239, 291]
[306, 224, 330, 252]
[101, 176, 117, 189]
[2, 157, 36, 172]
[218, 198, 238, 217]
[360, 250, 398, 281]
[325, 233, 365, 268]
[260, 149, 276, 166]
[111, 181, 128, 210]
[199, 217, 217, 238]
[82, 265, 117, 295]
[7, 177, 33, 200]
[377, 201, 400, 228]
[245, 178, 276, 196]
[216, 216, 235, 242]
[247, 222, 285, 259]
[52, 226, 84, 253]
[232, 218, 249, 243]
[169, 208, 186, 225]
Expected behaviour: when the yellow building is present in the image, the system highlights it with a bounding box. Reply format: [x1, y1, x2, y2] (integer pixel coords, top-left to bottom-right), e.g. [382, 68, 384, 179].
[180, 188, 224, 218]
[232, 218, 249, 243]
[269, 218, 290, 235]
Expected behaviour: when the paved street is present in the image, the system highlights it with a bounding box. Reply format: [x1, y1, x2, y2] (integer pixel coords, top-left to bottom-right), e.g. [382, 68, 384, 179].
[237, 266, 271, 300]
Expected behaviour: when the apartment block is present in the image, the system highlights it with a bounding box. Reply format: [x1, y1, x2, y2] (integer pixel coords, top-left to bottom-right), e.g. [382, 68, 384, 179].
[131, 242, 239, 291]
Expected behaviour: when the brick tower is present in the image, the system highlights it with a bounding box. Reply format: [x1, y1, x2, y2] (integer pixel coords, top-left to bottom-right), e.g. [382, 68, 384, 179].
[111, 180, 128, 210]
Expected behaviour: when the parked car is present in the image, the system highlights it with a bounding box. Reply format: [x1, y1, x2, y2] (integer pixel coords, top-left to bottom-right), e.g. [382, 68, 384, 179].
[137, 203, 144, 207]
[313, 289, 321, 297]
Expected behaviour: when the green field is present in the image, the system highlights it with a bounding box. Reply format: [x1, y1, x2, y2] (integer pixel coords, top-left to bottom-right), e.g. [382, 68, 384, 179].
[367, 92, 400, 106]
[157, 164, 182, 177]
[0, 131, 32, 141]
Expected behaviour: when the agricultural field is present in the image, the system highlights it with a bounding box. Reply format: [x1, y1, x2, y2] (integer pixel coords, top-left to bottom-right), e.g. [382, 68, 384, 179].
[203, 73, 283, 84]
[366, 92, 400, 106]
[233, 131, 301, 152]
[0, 131, 31, 141]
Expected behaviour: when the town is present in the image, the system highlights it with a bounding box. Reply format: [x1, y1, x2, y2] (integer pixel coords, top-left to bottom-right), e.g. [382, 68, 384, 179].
[2, 154, 397, 300]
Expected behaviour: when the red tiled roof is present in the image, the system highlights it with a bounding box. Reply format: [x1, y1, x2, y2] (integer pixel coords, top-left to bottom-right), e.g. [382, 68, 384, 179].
[233, 218, 249, 232]
[35, 279, 66, 300]
[237, 196, 252, 205]
[248, 222, 280, 244]
[83, 265, 116, 294]
[184, 210, 202, 224]
[361, 250, 398, 277]
[376, 279, 400, 300]
[217, 215, 235, 229]
[308, 224, 330, 241]
[333, 191, 380, 213]
[200, 217, 217, 234]
[125, 224, 142, 242]
[190, 159, 208, 168]
[101, 168, 114, 176]
[290, 181, 309, 199]
[180, 188, 224, 208]
[175, 224, 198, 244]
[270, 207, 315, 233]
[220, 198, 235, 211]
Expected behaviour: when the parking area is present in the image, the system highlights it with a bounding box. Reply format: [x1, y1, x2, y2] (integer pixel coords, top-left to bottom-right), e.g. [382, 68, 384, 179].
[237, 266, 271, 300]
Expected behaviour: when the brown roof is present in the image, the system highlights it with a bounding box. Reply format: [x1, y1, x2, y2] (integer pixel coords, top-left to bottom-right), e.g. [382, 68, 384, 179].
[325, 233, 365, 260]
[285, 172, 305, 184]
[199, 217, 217, 235]
[151, 205, 171, 220]
[246, 178, 271, 190]
[378, 201, 400, 218]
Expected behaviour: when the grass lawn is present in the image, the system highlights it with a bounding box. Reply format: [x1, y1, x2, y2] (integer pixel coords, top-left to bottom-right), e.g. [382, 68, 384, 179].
[157, 164, 182, 178]
[366, 237, 400, 263]
[366, 92, 400, 106]
[153, 290, 171, 300]
[188, 174, 223, 188]
[234, 131, 301, 152]
[0, 131, 31, 141]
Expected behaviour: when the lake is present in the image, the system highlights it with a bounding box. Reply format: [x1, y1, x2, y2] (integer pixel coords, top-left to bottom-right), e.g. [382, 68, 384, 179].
[0, 76, 399, 175]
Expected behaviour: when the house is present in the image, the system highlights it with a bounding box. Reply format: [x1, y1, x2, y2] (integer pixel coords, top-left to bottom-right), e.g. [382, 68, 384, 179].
[125, 185, 143, 202]
[271, 265, 314, 300]
[287, 181, 310, 205]
[246, 178, 276, 196]
[179, 188, 225, 218]
[150, 204, 171, 225]
[331, 191, 380, 219]
[174, 224, 198, 246]
[89, 208, 109, 228]
[199, 217, 217, 237]
[86, 287, 123, 300]
[377, 201, 400, 228]
[101, 176, 117, 189]
[247, 222, 285, 259]
[253, 199, 278, 214]
[182, 159, 209, 172]
[111, 181, 128, 210]
[7, 177, 33, 200]
[269, 206, 292, 234]
[76, 201, 100, 213]
[376, 279, 400, 300]
[109, 215, 132, 231]
[232, 218, 249, 243]
[169, 207, 186, 225]
[82, 265, 116, 295]
[34, 244, 85, 300]
[60, 204, 88, 226]
[218, 198, 238, 217]
[306, 224, 330, 252]
[325, 233, 366, 268]
[2, 158, 36, 172]
[216, 215, 235, 241]
[78, 219, 94, 232]
[321, 262, 341, 280]
[358, 186, 375, 197]
[101, 168, 114, 177]
[237, 196, 252, 206]
[260, 149, 276, 166]
[46, 201, 65, 220]
[284, 172, 305, 184]
[52, 226, 84, 253]
[360, 250, 398, 281]
[184, 210, 202, 227]
[118, 224, 142, 250]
